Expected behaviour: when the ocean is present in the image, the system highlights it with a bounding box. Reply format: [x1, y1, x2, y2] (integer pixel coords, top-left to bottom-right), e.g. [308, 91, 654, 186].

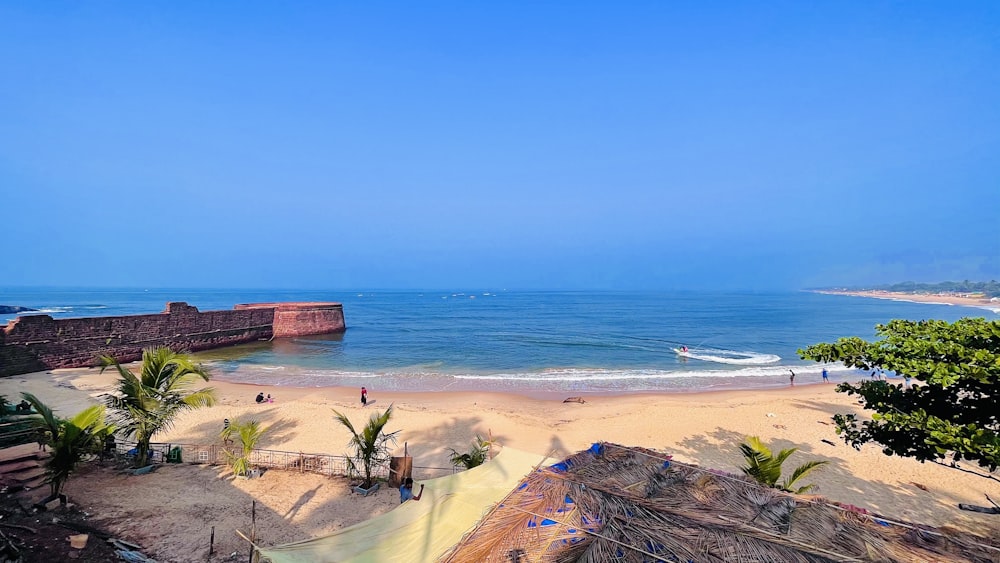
[1, 288, 994, 394]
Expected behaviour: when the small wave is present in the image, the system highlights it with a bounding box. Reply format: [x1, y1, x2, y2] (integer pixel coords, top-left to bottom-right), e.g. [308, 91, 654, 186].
[22, 307, 75, 314]
[453, 365, 810, 382]
[259, 366, 286, 371]
[677, 348, 780, 365]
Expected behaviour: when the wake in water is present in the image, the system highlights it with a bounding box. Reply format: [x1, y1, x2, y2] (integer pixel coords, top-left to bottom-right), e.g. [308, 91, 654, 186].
[674, 347, 781, 365]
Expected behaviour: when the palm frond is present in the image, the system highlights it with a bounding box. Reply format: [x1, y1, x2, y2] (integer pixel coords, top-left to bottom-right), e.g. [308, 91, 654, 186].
[332, 404, 396, 487]
[782, 460, 829, 494]
[101, 346, 216, 467]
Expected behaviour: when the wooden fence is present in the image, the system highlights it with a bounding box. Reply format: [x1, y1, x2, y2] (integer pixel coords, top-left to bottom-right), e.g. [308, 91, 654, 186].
[111, 440, 383, 479]
[109, 440, 456, 479]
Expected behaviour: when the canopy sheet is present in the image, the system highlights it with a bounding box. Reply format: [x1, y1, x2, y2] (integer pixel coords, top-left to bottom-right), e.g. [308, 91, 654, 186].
[258, 448, 547, 563]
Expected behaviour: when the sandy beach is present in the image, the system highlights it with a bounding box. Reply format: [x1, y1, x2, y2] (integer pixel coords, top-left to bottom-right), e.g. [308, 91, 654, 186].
[2, 367, 998, 561]
[816, 289, 999, 311]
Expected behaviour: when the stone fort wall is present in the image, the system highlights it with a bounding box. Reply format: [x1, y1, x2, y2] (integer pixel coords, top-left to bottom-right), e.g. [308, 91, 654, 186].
[0, 301, 345, 377]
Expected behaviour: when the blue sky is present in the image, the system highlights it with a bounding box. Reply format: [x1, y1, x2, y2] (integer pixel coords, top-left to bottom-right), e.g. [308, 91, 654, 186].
[2, 2, 998, 290]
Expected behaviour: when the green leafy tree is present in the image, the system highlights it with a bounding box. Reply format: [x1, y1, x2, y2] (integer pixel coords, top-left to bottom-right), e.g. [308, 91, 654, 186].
[740, 436, 827, 494]
[799, 318, 1000, 478]
[22, 392, 109, 499]
[101, 347, 216, 467]
[222, 418, 268, 477]
[448, 435, 493, 469]
[332, 405, 399, 489]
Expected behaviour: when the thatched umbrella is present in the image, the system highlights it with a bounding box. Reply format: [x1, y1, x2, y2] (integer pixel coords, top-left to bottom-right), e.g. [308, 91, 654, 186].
[441, 443, 999, 563]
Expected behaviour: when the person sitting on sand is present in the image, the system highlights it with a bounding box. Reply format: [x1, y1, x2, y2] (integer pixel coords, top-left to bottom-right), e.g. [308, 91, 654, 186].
[400, 477, 423, 503]
[255, 392, 265, 404]
[266, 394, 274, 403]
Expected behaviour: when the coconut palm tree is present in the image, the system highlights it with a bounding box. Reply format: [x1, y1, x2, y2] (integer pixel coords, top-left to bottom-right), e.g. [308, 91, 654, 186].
[222, 418, 268, 478]
[101, 347, 216, 467]
[449, 435, 493, 469]
[22, 392, 109, 501]
[333, 405, 398, 489]
[740, 436, 828, 494]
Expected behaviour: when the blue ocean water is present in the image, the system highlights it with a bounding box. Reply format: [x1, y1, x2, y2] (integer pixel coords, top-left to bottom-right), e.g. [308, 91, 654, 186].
[1, 288, 995, 393]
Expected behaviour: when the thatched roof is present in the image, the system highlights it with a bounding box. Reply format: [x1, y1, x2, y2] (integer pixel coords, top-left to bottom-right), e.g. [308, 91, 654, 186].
[441, 443, 999, 563]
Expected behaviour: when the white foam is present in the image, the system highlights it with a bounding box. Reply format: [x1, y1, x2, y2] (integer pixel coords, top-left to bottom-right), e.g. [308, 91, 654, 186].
[452, 365, 821, 382]
[26, 307, 75, 314]
[215, 362, 858, 388]
[677, 347, 781, 365]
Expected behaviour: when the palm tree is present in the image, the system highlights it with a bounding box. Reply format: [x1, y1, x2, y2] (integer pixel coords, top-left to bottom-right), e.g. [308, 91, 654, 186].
[101, 347, 216, 467]
[22, 392, 109, 501]
[332, 405, 399, 489]
[222, 418, 268, 478]
[740, 436, 828, 494]
[449, 435, 492, 469]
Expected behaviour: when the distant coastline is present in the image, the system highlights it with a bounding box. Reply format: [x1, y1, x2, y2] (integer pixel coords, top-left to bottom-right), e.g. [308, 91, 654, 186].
[814, 289, 1000, 311]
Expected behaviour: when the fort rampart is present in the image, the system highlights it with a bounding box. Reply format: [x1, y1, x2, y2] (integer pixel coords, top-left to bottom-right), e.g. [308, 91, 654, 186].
[0, 301, 345, 377]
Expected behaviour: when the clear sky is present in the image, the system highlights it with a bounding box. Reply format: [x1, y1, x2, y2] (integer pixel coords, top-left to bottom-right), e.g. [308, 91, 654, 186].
[2, 2, 998, 290]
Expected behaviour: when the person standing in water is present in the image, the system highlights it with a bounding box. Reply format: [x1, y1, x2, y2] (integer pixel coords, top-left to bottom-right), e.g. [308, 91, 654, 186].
[789, 370, 796, 386]
[821, 368, 829, 383]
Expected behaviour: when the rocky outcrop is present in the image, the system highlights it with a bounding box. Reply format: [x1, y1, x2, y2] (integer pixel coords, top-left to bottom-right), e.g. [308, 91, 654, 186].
[0, 306, 37, 314]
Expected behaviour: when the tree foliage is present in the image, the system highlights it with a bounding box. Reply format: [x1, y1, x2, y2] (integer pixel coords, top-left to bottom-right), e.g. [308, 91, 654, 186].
[332, 405, 399, 488]
[448, 435, 494, 469]
[222, 418, 268, 477]
[868, 280, 1000, 298]
[739, 436, 827, 494]
[101, 347, 216, 467]
[22, 392, 109, 498]
[799, 318, 1000, 474]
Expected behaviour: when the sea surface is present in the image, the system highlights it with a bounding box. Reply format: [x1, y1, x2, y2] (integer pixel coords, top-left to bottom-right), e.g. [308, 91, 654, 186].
[1, 288, 995, 394]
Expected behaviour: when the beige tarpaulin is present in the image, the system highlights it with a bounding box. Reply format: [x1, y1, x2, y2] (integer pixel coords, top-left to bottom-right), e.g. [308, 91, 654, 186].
[258, 448, 547, 563]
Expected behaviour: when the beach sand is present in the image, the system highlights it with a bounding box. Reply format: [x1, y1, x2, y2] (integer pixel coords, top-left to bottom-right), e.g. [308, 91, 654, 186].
[816, 289, 999, 310]
[2, 368, 998, 561]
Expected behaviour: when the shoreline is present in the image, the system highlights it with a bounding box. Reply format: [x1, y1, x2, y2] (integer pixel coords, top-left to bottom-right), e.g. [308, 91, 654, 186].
[814, 289, 999, 311]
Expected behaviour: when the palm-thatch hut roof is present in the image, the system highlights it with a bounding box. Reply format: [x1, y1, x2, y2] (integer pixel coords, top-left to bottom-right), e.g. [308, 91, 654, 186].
[441, 443, 999, 562]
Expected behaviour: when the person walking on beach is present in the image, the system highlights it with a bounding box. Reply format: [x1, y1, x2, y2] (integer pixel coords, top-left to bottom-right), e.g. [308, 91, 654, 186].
[789, 370, 795, 386]
[821, 368, 829, 383]
[361, 386, 368, 406]
[400, 477, 423, 503]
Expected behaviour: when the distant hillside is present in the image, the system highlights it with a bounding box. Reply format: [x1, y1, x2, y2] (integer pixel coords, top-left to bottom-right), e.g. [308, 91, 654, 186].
[867, 281, 1000, 298]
